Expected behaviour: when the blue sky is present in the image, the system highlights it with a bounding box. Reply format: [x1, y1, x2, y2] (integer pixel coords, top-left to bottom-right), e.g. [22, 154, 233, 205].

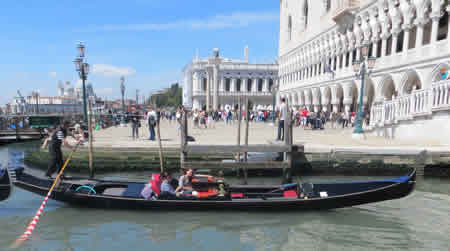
[0, 0, 280, 105]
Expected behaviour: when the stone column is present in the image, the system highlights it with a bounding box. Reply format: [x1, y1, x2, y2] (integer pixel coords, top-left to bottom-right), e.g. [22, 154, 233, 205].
[220, 76, 225, 92]
[448, 6, 450, 42]
[206, 70, 211, 111]
[242, 78, 247, 94]
[231, 78, 237, 93]
[343, 98, 352, 113]
[349, 51, 354, 66]
[372, 39, 379, 58]
[416, 23, 425, 48]
[336, 55, 342, 71]
[391, 32, 399, 54]
[356, 47, 361, 60]
[213, 64, 219, 110]
[331, 56, 336, 71]
[403, 27, 411, 54]
[252, 78, 258, 92]
[381, 36, 387, 57]
[431, 15, 440, 44]
[332, 103, 339, 113]
[264, 78, 269, 92]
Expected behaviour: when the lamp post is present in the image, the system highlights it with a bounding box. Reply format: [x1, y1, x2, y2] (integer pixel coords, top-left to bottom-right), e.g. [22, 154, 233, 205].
[136, 89, 139, 107]
[120, 76, 126, 125]
[352, 42, 376, 139]
[270, 82, 279, 126]
[74, 42, 90, 125]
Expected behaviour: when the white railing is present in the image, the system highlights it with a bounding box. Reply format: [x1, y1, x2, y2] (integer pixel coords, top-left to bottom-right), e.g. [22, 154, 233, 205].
[370, 80, 450, 127]
[193, 91, 272, 97]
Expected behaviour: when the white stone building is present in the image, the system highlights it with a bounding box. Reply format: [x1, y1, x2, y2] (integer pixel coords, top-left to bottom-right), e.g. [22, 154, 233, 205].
[183, 48, 278, 111]
[278, 0, 450, 144]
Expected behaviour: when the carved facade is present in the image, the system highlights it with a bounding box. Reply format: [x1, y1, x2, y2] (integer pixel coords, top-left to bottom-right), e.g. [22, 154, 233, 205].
[279, 0, 450, 142]
[183, 49, 278, 111]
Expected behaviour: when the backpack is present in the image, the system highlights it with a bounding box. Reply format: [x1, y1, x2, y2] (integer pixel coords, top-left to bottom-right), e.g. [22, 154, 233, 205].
[148, 115, 156, 126]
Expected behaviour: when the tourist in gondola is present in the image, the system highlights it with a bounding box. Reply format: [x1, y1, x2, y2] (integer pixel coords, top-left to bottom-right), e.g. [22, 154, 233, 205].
[159, 173, 177, 198]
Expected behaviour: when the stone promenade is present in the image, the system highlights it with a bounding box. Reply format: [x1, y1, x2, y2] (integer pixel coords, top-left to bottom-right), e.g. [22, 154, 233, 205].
[72, 120, 450, 155]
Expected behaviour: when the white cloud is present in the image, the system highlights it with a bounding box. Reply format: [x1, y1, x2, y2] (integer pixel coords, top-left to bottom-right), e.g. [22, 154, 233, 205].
[79, 11, 279, 32]
[49, 72, 57, 78]
[92, 64, 136, 77]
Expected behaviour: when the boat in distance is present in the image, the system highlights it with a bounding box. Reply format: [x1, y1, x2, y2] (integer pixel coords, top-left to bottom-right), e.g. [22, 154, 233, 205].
[12, 168, 416, 211]
[0, 168, 12, 201]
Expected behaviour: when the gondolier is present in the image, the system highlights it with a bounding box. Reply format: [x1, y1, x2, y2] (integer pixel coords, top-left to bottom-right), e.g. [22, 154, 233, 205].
[43, 122, 77, 178]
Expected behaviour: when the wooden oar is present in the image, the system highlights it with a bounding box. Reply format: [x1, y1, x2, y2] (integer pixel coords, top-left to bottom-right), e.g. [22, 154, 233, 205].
[11, 141, 81, 248]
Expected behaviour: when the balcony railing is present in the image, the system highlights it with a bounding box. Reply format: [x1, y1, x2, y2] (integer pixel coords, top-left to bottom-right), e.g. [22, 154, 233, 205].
[370, 80, 450, 127]
[193, 90, 272, 97]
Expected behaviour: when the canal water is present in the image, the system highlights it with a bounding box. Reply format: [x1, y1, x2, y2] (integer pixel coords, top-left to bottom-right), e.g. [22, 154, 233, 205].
[0, 143, 449, 251]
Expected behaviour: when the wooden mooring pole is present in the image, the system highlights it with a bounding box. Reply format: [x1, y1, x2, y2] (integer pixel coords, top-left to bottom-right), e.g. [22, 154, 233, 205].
[180, 110, 188, 170]
[243, 98, 250, 184]
[88, 104, 94, 178]
[237, 97, 242, 163]
[283, 102, 293, 184]
[156, 117, 165, 173]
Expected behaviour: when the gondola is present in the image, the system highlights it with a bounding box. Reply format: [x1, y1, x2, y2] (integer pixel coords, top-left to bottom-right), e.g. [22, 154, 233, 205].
[12, 168, 416, 211]
[0, 168, 12, 201]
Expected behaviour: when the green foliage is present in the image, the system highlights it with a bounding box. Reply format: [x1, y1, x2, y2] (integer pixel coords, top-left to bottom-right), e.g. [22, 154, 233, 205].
[149, 82, 182, 108]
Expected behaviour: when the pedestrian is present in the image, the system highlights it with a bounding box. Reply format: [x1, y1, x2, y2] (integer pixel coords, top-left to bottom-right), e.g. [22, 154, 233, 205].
[147, 105, 157, 141]
[277, 98, 287, 141]
[130, 108, 140, 140]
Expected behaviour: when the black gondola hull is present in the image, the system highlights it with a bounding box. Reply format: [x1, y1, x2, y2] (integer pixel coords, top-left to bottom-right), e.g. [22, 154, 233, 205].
[0, 168, 12, 201]
[13, 169, 416, 211]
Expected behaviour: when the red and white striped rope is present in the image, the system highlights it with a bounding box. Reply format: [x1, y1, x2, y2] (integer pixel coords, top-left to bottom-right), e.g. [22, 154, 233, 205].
[11, 142, 80, 248]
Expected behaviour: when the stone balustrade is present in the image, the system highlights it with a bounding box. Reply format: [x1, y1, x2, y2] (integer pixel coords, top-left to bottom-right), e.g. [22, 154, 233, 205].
[370, 80, 450, 128]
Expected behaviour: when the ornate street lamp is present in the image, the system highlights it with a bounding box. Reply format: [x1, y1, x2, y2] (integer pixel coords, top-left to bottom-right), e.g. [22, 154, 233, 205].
[120, 76, 126, 125]
[352, 42, 376, 139]
[74, 42, 90, 124]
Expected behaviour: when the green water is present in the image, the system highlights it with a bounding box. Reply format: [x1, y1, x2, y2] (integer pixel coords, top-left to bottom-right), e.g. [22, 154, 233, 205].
[1, 143, 449, 251]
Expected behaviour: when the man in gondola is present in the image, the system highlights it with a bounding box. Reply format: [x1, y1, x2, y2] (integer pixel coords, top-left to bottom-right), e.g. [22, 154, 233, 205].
[45, 122, 77, 179]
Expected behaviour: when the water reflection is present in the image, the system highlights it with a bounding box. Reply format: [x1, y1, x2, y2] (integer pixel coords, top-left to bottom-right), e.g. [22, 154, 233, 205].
[1, 143, 450, 251]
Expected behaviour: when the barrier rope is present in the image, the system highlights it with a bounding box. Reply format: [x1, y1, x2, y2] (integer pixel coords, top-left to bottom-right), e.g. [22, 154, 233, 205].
[11, 141, 81, 248]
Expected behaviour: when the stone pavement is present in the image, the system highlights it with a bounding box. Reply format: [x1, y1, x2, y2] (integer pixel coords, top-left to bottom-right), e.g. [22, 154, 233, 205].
[70, 120, 450, 154]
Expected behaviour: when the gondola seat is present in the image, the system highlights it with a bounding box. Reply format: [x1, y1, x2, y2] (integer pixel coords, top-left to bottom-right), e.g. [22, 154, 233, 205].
[121, 184, 146, 198]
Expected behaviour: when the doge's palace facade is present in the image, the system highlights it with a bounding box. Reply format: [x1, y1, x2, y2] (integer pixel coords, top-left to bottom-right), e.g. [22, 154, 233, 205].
[183, 48, 278, 111]
[279, 0, 450, 144]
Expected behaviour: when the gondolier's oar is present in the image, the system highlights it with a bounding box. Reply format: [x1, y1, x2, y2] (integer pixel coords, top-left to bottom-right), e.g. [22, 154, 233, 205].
[11, 141, 81, 248]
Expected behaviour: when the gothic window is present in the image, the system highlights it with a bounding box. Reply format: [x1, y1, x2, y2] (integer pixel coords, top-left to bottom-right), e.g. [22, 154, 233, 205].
[258, 79, 263, 92]
[288, 16, 292, 41]
[396, 31, 404, 53]
[325, 0, 331, 12]
[202, 78, 207, 91]
[225, 78, 231, 92]
[377, 40, 382, 57]
[269, 79, 274, 91]
[423, 21, 432, 45]
[247, 79, 252, 92]
[345, 52, 350, 67]
[304, 1, 309, 27]
[368, 43, 373, 57]
[236, 79, 241, 92]
[409, 26, 417, 49]
[386, 35, 392, 55]
[438, 11, 449, 41]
